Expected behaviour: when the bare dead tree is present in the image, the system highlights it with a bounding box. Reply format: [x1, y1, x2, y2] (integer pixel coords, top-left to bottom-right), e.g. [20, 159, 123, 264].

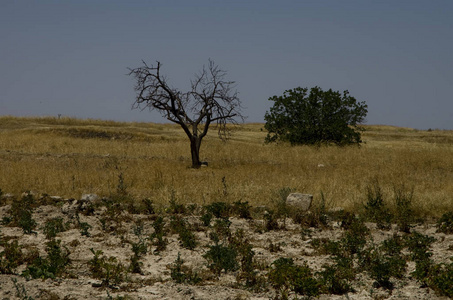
[128, 59, 244, 168]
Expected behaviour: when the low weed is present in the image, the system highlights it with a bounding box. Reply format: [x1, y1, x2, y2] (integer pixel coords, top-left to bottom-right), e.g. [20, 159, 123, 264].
[430, 258, 453, 298]
[318, 256, 355, 295]
[0, 239, 24, 274]
[203, 243, 239, 276]
[405, 231, 436, 284]
[149, 216, 168, 254]
[129, 220, 147, 274]
[99, 198, 126, 233]
[436, 211, 453, 234]
[129, 239, 147, 274]
[363, 181, 392, 230]
[170, 252, 202, 284]
[358, 236, 407, 290]
[268, 240, 283, 253]
[212, 218, 232, 243]
[393, 185, 415, 233]
[169, 216, 197, 250]
[42, 217, 68, 239]
[293, 193, 329, 229]
[232, 200, 252, 219]
[312, 217, 369, 258]
[141, 198, 155, 214]
[168, 190, 185, 214]
[264, 210, 280, 231]
[74, 212, 91, 237]
[272, 187, 293, 228]
[22, 239, 71, 280]
[205, 201, 231, 219]
[8, 193, 37, 234]
[268, 257, 321, 299]
[340, 217, 369, 257]
[88, 248, 126, 287]
[12, 278, 34, 300]
[200, 211, 213, 227]
[229, 229, 260, 288]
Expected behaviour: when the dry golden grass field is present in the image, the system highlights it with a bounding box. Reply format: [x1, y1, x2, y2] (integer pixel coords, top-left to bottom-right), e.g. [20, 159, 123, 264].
[0, 116, 452, 217]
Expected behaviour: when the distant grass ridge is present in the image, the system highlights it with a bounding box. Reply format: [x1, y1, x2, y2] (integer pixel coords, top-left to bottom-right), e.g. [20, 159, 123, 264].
[0, 116, 452, 217]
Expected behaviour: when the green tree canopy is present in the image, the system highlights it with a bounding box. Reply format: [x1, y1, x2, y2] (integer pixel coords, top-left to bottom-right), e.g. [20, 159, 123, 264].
[264, 86, 368, 145]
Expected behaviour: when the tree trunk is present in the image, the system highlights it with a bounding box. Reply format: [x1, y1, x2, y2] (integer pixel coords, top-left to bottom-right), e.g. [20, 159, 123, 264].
[190, 137, 202, 168]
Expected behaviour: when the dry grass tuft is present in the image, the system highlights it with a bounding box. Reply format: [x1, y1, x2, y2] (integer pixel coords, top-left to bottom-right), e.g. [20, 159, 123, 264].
[1, 116, 452, 217]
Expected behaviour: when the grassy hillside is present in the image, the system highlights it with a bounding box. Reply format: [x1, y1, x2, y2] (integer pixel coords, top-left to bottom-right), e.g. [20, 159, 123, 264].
[1, 116, 452, 217]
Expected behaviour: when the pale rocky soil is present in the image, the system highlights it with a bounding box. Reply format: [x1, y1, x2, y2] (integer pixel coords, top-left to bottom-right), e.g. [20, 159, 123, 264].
[0, 195, 452, 300]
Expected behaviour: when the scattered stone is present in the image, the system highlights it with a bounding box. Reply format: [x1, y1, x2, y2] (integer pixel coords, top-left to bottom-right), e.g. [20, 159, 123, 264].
[328, 207, 345, 214]
[286, 193, 312, 212]
[21, 190, 37, 198]
[0, 193, 15, 200]
[81, 193, 99, 202]
[61, 195, 97, 217]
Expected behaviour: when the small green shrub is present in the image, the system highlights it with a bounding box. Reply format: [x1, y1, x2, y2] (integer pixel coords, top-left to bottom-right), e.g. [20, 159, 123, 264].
[405, 231, 436, 283]
[393, 185, 415, 233]
[1, 216, 12, 225]
[150, 216, 168, 254]
[18, 210, 37, 235]
[363, 181, 392, 230]
[99, 198, 125, 232]
[129, 238, 147, 274]
[318, 256, 355, 295]
[73, 212, 92, 237]
[311, 238, 340, 255]
[273, 187, 293, 219]
[204, 243, 239, 276]
[358, 237, 406, 290]
[340, 217, 369, 256]
[88, 248, 126, 287]
[268, 258, 321, 298]
[205, 202, 231, 219]
[0, 239, 24, 274]
[228, 229, 260, 287]
[168, 190, 185, 214]
[232, 200, 252, 219]
[431, 259, 453, 297]
[141, 198, 155, 214]
[22, 239, 71, 279]
[42, 217, 68, 239]
[212, 218, 232, 243]
[170, 216, 197, 250]
[264, 210, 280, 231]
[79, 221, 92, 237]
[8, 193, 37, 234]
[436, 211, 453, 234]
[170, 252, 202, 284]
[200, 212, 213, 227]
[268, 240, 283, 253]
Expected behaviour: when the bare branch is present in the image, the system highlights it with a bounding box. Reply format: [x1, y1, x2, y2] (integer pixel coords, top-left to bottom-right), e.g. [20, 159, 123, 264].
[129, 59, 245, 167]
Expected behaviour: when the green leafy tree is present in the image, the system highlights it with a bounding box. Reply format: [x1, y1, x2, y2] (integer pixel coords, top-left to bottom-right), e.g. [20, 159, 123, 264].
[264, 86, 367, 145]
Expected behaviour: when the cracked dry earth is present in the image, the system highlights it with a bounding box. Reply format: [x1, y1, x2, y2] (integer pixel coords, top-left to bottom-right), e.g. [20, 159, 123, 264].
[0, 196, 452, 300]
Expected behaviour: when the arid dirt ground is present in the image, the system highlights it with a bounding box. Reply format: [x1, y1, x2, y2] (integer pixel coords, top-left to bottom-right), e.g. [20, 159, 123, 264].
[1, 193, 452, 300]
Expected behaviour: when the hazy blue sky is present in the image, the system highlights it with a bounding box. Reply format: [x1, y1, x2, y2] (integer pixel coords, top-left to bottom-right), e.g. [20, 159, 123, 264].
[1, 1, 452, 129]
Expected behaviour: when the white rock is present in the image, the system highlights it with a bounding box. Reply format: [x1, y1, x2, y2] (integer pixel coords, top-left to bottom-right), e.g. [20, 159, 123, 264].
[286, 193, 313, 212]
[81, 193, 99, 202]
